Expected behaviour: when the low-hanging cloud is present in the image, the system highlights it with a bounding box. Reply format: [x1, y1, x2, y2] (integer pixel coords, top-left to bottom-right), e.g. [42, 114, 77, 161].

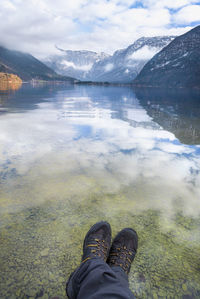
[104, 63, 114, 72]
[60, 60, 93, 71]
[128, 45, 158, 60]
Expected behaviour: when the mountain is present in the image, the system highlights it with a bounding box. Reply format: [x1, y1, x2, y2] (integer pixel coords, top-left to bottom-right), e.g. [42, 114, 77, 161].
[0, 46, 75, 82]
[43, 48, 109, 81]
[43, 37, 174, 83]
[87, 36, 175, 83]
[134, 26, 200, 88]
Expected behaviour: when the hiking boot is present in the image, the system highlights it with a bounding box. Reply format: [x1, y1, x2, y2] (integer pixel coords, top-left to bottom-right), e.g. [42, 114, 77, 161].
[107, 228, 138, 274]
[82, 221, 111, 263]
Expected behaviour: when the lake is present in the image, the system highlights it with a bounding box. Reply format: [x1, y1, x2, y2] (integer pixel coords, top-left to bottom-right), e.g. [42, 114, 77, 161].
[0, 83, 200, 298]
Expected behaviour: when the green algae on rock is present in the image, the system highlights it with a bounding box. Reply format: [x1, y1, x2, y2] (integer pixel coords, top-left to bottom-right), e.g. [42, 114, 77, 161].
[0, 179, 200, 298]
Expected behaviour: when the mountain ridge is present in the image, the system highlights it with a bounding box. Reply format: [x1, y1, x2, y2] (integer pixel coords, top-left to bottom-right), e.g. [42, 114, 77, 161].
[133, 26, 200, 88]
[87, 36, 175, 83]
[43, 36, 175, 83]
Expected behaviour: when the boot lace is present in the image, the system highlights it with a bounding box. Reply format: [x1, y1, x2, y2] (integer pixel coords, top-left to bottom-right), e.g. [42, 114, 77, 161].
[109, 246, 135, 274]
[82, 238, 108, 263]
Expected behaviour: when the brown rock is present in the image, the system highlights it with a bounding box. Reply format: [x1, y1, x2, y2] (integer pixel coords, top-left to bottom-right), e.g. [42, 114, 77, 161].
[0, 72, 22, 90]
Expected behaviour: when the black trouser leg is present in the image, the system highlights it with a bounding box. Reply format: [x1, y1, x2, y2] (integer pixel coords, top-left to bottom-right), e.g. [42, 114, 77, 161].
[66, 258, 136, 299]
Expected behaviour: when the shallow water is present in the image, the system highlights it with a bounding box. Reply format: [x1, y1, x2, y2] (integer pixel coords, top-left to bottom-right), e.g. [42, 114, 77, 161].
[0, 84, 200, 299]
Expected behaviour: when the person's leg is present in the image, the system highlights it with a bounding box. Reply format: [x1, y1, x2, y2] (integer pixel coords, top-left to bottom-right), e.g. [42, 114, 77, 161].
[67, 258, 135, 299]
[66, 221, 112, 298]
[66, 222, 138, 299]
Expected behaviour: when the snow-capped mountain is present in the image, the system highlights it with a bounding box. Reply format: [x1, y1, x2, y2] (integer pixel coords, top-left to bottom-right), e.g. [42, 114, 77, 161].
[87, 36, 175, 83]
[134, 26, 200, 88]
[43, 37, 175, 83]
[43, 48, 110, 80]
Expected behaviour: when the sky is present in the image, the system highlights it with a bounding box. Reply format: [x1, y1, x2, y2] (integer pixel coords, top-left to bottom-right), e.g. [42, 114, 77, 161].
[0, 0, 200, 58]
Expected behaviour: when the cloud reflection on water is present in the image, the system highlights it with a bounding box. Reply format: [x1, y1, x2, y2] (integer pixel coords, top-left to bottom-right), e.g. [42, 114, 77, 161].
[0, 85, 200, 222]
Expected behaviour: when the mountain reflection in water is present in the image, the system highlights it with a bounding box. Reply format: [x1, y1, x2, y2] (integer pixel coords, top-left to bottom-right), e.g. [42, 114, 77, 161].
[135, 87, 200, 145]
[0, 84, 200, 299]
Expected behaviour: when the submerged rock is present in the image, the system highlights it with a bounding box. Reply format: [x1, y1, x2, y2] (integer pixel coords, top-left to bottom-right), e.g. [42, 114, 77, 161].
[40, 248, 49, 257]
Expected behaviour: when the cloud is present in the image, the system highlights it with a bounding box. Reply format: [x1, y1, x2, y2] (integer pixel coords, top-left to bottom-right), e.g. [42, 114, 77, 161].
[60, 60, 93, 71]
[0, 0, 199, 58]
[173, 5, 200, 24]
[1, 88, 200, 220]
[142, 0, 200, 9]
[128, 45, 158, 60]
[104, 63, 114, 72]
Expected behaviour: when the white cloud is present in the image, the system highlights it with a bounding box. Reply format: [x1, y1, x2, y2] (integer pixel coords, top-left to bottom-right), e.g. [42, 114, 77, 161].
[129, 45, 158, 60]
[142, 0, 199, 9]
[174, 5, 200, 24]
[0, 0, 199, 58]
[158, 142, 195, 154]
[124, 107, 152, 122]
[104, 63, 114, 72]
[60, 60, 93, 71]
